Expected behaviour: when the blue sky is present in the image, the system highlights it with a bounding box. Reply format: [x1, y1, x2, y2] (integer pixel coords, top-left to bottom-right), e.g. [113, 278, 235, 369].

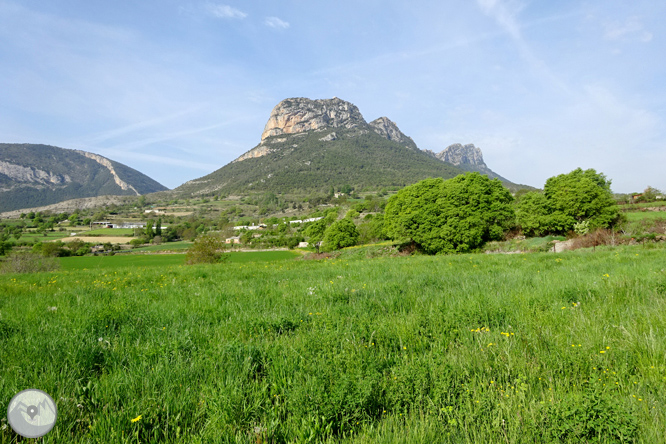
[1, 0, 664, 193]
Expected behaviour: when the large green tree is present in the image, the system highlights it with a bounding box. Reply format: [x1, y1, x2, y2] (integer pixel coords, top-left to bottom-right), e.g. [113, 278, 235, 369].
[517, 168, 620, 235]
[384, 173, 515, 254]
[322, 218, 359, 251]
[514, 191, 571, 237]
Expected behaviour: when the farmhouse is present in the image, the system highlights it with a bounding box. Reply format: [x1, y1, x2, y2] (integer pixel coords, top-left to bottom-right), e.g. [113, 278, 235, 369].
[225, 236, 241, 244]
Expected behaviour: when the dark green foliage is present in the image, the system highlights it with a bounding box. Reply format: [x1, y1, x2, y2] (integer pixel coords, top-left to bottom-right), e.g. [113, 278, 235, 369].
[145, 219, 154, 240]
[323, 218, 359, 250]
[185, 234, 227, 265]
[0, 240, 12, 256]
[516, 168, 621, 236]
[358, 213, 387, 244]
[544, 168, 620, 230]
[515, 191, 572, 237]
[174, 129, 466, 196]
[384, 173, 515, 254]
[40, 241, 70, 257]
[0, 144, 167, 212]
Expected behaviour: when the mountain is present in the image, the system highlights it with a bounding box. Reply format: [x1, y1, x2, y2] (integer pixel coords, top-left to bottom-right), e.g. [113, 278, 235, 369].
[0, 143, 168, 212]
[175, 97, 520, 196]
[425, 143, 509, 182]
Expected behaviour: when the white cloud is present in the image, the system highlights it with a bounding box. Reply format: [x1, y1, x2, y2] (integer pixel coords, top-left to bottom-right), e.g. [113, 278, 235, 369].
[604, 16, 652, 42]
[206, 4, 247, 19]
[264, 16, 290, 29]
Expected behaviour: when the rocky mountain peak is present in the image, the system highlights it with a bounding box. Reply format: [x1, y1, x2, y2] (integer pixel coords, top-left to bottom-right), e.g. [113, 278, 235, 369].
[435, 143, 487, 168]
[368, 117, 412, 144]
[261, 97, 366, 141]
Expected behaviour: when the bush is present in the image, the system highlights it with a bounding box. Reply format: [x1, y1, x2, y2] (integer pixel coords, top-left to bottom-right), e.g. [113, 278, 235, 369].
[322, 218, 359, 251]
[185, 234, 227, 265]
[40, 241, 70, 257]
[384, 173, 515, 254]
[129, 239, 144, 249]
[0, 252, 60, 273]
[543, 168, 620, 231]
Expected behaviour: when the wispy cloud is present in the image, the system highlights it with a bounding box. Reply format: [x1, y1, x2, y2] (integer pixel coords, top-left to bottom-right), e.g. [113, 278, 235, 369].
[85, 107, 204, 144]
[264, 16, 290, 29]
[476, 0, 570, 94]
[96, 150, 215, 171]
[476, 0, 523, 40]
[604, 16, 652, 42]
[206, 4, 247, 20]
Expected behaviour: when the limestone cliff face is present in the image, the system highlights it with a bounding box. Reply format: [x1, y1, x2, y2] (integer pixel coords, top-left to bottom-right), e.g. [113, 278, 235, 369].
[368, 117, 410, 144]
[434, 143, 487, 168]
[234, 97, 421, 163]
[261, 97, 366, 140]
[74, 150, 140, 195]
[233, 145, 276, 163]
[428, 143, 509, 182]
[0, 160, 71, 185]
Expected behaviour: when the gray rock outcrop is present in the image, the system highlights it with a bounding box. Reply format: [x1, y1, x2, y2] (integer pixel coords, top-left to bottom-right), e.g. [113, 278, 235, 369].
[435, 143, 487, 168]
[368, 117, 412, 144]
[261, 97, 366, 141]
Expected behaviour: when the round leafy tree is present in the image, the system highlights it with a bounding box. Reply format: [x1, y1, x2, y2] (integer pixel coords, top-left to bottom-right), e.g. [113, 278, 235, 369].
[516, 168, 620, 236]
[384, 173, 514, 254]
[543, 168, 620, 230]
[322, 218, 359, 251]
[185, 233, 227, 265]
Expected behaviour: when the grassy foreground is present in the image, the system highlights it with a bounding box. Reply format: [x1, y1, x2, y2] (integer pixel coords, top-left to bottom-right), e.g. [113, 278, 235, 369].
[1, 245, 666, 443]
[58, 251, 300, 271]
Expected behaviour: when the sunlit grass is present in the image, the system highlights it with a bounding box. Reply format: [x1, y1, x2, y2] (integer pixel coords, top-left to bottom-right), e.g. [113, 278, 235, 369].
[1, 244, 665, 443]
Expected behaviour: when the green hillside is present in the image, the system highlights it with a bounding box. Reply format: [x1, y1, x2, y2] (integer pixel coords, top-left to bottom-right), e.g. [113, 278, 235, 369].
[0, 144, 168, 212]
[175, 129, 466, 196]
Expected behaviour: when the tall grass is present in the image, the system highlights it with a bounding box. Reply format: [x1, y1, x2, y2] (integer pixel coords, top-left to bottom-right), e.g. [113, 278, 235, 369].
[1, 244, 665, 443]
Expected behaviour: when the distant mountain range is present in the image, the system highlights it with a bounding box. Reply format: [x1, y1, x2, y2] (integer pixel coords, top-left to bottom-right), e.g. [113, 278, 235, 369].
[0, 143, 167, 212]
[175, 97, 525, 197]
[1, 98, 529, 213]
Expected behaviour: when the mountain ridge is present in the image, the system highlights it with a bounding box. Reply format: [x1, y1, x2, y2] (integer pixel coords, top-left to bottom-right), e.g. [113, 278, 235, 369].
[175, 97, 527, 196]
[0, 143, 168, 212]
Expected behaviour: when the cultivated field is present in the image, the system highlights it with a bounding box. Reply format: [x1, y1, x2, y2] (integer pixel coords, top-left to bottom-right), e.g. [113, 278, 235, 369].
[1, 245, 665, 443]
[59, 236, 134, 245]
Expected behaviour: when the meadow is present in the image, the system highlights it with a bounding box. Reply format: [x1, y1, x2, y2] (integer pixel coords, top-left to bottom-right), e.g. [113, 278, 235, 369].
[1, 244, 665, 443]
[623, 212, 666, 222]
[82, 228, 136, 236]
[58, 250, 301, 271]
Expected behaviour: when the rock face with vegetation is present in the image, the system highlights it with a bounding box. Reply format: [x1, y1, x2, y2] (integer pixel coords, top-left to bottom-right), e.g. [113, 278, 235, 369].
[260, 97, 366, 141]
[176, 97, 526, 197]
[0, 143, 168, 212]
[435, 143, 485, 167]
[368, 117, 416, 147]
[426, 143, 510, 182]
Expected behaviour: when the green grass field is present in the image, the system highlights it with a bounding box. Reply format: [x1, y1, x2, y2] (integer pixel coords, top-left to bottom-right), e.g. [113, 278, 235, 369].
[619, 201, 666, 210]
[2, 245, 666, 443]
[19, 231, 72, 242]
[624, 211, 666, 222]
[82, 228, 136, 236]
[130, 241, 193, 252]
[58, 250, 301, 270]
